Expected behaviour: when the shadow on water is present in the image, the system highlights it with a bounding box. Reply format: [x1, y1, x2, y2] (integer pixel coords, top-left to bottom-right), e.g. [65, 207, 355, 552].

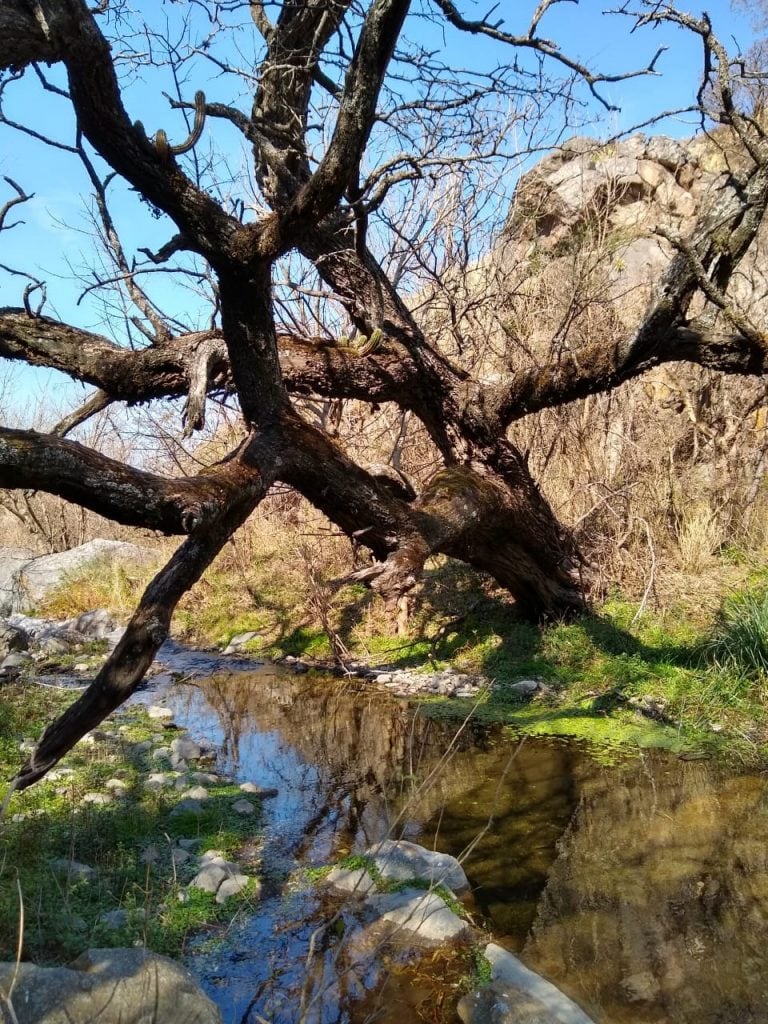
[149, 661, 768, 1024]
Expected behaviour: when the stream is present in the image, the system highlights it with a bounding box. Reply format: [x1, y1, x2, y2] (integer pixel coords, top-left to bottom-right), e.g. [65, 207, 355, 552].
[134, 649, 768, 1024]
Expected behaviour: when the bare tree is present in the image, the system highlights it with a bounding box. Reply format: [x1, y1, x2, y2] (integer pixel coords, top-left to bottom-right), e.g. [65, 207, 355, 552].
[0, 0, 767, 787]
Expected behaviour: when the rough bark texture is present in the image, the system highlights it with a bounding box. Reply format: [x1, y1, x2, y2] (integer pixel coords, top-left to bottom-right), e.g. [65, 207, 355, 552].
[0, 0, 766, 783]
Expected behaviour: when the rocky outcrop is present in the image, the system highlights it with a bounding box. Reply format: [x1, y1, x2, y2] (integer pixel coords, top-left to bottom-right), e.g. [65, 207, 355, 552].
[0, 948, 222, 1024]
[0, 539, 155, 615]
[503, 128, 766, 330]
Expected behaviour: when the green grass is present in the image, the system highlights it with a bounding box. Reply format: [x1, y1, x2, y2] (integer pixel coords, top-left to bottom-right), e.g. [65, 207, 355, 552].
[703, 583, 768, 677]
[405, 591, 768, 762]
[35, 545, 768, 762]
[0, 688, 263, 964]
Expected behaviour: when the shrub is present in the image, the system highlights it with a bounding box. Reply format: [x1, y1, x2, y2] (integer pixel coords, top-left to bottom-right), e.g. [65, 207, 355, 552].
[704, 585, 768, 678]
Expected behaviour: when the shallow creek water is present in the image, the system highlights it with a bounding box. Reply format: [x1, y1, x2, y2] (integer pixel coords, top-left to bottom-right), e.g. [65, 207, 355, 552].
[138, 651, 768, 1024]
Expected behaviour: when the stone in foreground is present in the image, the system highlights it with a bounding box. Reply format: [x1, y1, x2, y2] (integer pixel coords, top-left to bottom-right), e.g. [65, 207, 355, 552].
[367, 839, 469, 892]
[325, 866, 378, 896]
[457, 944, 596, 1024]
[0, 948, 221, 1023]
[374, 888, 470, 943]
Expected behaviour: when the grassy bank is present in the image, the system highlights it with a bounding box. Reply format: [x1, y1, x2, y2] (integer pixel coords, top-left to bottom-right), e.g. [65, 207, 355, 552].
[0, 679, 262, 964]
[33, 534, 768, 764]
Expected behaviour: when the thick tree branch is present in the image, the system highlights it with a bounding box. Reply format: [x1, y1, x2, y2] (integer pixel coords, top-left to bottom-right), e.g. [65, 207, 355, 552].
[283, 0, 411, 231]
[14, 478, 267, 788]
[0, 308, 422, 413]
[0, 427, 255, 534]
[0, 1, 67, 69]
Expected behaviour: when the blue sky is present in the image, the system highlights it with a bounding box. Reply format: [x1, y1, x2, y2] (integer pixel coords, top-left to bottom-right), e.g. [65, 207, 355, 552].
[0, 0, 759, 424]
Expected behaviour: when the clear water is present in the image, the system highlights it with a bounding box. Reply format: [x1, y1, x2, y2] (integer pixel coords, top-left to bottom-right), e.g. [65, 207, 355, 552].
[145, 659, 768, 1024]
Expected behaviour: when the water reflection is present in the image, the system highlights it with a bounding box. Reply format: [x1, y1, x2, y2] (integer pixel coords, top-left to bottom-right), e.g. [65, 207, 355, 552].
[151, 666, 768, 1024]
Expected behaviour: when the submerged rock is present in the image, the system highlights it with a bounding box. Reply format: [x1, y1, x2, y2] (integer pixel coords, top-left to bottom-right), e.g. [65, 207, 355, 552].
[0, 948, 222, 1023]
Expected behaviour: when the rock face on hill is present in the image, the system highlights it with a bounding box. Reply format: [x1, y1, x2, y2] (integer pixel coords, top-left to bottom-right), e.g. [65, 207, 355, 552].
[504, 128, 765, 328]
[0, 538, 155, 614]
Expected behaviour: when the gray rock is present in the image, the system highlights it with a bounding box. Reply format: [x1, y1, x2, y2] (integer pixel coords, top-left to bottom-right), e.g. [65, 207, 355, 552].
[189, 860, 243, 892]
[560, 136, 598, 156]
[645, 134, 686, 169]
[510, 679, 540, 696]
[177, 838, 201, 851]
[1, 651, 31, 670]
[457, 944, 596, 1024]
[367, 839, 469, 892]
[222, 631, 262, 654]
[182, 786, 210, 801]
[104, 778, 128, 794]
[325, 866, 378, 896]
[151, 746, 172, 761]
[189, 771, 219, 786]
[145, 772, 174, 791]
[130, 740, 152, 756]
[75, 609, 115, 639]
[0, 541, 154, 615]
[147, 706, 174, 720]
[215, 874, 251, 903]
[0, 622, 29, 658]
[50, 859, 96, 883]
[232, 799, 255, 815]
[37, 635, 74, 655]
[81, 792, 112, 806]
[169, 798, 203, 817]
[171, 848, 193, 866]
[239, 782, 278, 798]
[0, 948, 222, 1023]
[171, 736, 202, 761]
[189, 864, 231, 893]
[375, 888, 470, 943]
[198, 849, 227, 863]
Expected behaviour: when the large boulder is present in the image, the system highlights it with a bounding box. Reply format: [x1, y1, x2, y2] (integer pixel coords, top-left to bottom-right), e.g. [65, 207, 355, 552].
[0, 548, 36, 617]
[0, 540, 155, 614]
[0, 948, 221, 1023]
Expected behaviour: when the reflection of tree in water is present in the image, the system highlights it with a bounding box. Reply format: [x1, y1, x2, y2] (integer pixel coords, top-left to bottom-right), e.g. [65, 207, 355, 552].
[193, 672, 442, 854]
[525, 757, 768, 1024]
[170, 672, 768, 1024]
